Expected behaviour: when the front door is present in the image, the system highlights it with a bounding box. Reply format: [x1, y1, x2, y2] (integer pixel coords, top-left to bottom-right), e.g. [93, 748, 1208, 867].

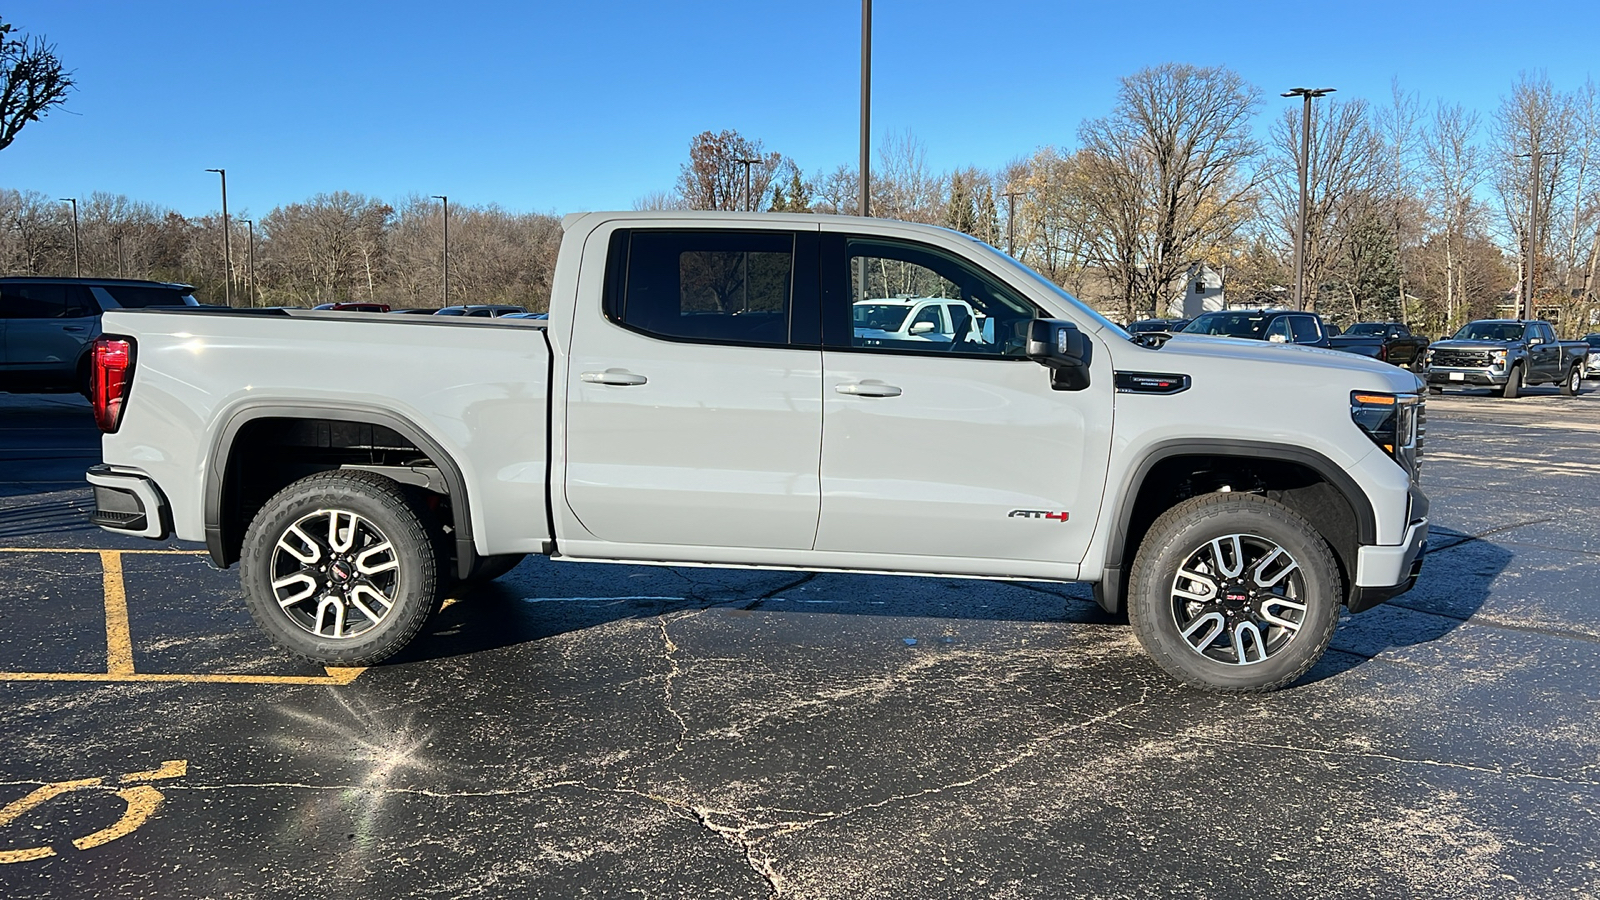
[563, 227, 823, 551]
[813, 233, 1112, 568]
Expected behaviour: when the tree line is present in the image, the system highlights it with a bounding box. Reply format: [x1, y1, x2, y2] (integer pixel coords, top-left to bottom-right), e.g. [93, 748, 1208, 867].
[646, 66, 1600, 338]
[0, 189, 562, 311]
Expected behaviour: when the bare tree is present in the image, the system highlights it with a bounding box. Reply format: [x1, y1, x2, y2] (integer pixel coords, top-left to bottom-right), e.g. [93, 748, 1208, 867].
[675, 130, 784, 211]
[1077, 63, 1263, 320]
[1422, 102, 1489, 330]
[1491, 72, 1576, 312]
[872, 131, 944, 224]
[0, 17, 73, 152]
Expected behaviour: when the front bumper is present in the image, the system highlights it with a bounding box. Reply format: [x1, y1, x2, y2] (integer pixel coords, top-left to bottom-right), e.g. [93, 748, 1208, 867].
[1426, 367, 1505, 386]
[86, 464, 170, 540]
[1348, 517, 1428, 612]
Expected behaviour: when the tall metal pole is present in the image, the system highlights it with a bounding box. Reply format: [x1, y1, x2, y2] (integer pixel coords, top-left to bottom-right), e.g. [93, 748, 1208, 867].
[1282, 88, 1334, 312]
[241, 219, 256, 307]
[859, 0, 871, 218]
[59, 198, 79, 277]
[205, 169, 232, 306]
[1003, 190, 1022, 257]
[115, 233, 124, 278]
[735, 157, 761, 211]
[431, 195, 449, 306]
[1527, 150, 1541, 320]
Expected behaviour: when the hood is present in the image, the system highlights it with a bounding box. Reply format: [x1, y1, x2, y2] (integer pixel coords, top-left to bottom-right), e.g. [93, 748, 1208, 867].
[1154, 334, 1420, 392]
[1429, 339, 1519, 350]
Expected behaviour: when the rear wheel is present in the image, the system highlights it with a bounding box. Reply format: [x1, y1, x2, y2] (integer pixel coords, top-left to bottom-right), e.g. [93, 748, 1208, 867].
[1561, 364, 1582, 396]
[1127, 493, 1341, 692]
[241, 470, 438, 665]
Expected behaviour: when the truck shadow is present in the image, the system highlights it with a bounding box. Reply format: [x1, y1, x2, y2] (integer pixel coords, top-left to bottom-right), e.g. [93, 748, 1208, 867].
[1306, 525, 1512, 682]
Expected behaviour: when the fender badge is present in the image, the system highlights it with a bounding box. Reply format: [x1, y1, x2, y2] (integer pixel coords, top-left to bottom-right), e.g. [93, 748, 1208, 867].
[1009, 510, 1070, 523]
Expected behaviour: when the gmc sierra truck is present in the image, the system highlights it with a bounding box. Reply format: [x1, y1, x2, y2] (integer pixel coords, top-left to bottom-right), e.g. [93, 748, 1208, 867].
[1425, 319, 1588, 397]
[84, 212, 1428, 692]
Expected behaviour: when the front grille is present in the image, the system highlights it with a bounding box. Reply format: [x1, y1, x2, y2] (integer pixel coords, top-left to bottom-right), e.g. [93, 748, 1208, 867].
[1432, 349, 1490, 367]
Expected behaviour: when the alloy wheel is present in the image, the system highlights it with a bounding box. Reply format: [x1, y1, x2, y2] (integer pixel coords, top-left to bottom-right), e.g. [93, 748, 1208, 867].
[1169, 533, 1307, 666]
[269, 508, 401, 639]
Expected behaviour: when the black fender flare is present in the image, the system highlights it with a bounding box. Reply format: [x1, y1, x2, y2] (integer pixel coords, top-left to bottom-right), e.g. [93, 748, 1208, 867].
[204, 402, 477, 579]
[1093, 439, 1377, 613]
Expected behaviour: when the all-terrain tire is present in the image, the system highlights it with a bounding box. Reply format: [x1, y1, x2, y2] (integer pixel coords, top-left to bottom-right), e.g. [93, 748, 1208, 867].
[1499, 363, 1523, 398]
[240, 470, 439, 665]
[1126, 492, 1341, 693]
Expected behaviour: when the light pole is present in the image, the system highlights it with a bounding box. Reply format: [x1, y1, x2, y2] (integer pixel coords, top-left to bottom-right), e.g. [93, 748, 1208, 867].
[1002, 190, 1023, 257]
[431, 195, 449, 307]
[735, 157, 762, 211]
[59, 197, 80, 277]
[1281, 87, 1335, 311]
[240, 219, 256, 307]
[1515, 149, 1546, 321]
[859, 0, 871, 218]
[205, 168, 233, 306]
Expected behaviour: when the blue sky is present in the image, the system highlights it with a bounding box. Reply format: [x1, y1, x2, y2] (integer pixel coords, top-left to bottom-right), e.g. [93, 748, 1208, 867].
[4, 0, 1597, 220]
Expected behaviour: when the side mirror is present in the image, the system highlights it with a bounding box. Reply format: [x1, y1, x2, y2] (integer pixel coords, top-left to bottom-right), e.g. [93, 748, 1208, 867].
[1268, 333, 1289, 343]
[909, 321, 937, 335]
[1025, 318, 1092, 391]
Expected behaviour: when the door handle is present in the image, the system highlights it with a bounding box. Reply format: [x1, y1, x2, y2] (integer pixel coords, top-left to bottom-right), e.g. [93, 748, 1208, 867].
[581, 369, 648, 386]
[64, 325, 87, 332]
[835, 380, 902, 398]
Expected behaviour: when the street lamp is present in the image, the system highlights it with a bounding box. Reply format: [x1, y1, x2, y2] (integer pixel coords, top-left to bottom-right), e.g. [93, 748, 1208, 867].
[239, 219, 256, 307]
[734, 157, 762, 211]
[59, 197, 79, 277]
[1281, 87, 1335, 311]
[205, 168, 233, 306]
[431, 195, 449, 306]
[1002, 189, 1023, 258]
[860, 0, 871, 218]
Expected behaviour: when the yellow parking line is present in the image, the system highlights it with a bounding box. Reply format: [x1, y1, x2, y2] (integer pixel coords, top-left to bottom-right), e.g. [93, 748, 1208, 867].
[100, 551, 135, 675]
[0, 668, 365, 685]
[0, 547, 206, 554]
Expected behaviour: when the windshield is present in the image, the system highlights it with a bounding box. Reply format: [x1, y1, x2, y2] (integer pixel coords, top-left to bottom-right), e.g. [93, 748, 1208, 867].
[1182, 311, 1272, 338]
[1453, 322, 1526, 342]
[852, 304, 912, 331]
[1345, 323, 1387, 336]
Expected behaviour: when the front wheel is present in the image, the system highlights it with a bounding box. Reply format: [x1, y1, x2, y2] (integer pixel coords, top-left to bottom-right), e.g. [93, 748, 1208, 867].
[1499, 364, 1523, 398]
[1126, 493, 1341, 692]
[241, 470, 439, 665]
[1560, 365, 1582, 396]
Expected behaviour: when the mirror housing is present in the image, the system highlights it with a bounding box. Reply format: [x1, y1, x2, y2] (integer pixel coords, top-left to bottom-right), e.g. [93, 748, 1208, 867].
[908, 321, 937, 335]
[1025, 319, 1092, 391]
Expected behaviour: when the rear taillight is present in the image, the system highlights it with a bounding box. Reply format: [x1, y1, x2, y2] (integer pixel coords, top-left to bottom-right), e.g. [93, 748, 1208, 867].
[92, 337, 134, 433]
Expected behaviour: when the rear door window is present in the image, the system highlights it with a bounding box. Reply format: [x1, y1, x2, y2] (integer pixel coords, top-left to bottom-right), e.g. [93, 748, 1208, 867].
[1289, 315, 1322, 343]
[613, 231, 795, 346]
[0, 284, 69, 319]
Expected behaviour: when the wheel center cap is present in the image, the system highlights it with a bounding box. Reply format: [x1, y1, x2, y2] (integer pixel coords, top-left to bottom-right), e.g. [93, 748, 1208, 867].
[330, 561, 351, 582]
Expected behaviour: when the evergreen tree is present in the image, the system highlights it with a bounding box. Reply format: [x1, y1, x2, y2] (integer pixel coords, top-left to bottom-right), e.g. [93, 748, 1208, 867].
[944, 172, 977, 234]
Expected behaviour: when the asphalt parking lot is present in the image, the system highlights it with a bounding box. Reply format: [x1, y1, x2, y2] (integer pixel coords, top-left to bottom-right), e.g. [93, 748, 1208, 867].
[0, 382, 1597, 899]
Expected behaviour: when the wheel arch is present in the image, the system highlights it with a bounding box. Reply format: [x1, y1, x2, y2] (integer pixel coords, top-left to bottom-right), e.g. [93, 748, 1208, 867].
[205, 402, 478, 579]
[1094, 439, 1375, 616]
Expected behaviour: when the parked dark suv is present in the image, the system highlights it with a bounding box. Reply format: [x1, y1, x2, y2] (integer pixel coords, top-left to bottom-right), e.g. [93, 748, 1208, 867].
[0, 277, 199, 394]
[1177, 309, 1332, 348]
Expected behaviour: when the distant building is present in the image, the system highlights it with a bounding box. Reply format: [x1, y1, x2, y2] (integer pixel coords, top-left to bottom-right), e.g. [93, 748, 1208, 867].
[1164, 264, 1227, 318]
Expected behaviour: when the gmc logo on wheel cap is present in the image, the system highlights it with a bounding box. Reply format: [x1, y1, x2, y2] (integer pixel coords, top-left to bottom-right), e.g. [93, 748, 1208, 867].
[1009, 509, 1069, 523]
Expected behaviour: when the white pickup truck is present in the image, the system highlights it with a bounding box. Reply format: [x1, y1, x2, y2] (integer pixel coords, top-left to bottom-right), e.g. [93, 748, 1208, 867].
[85, 212, 1428, 692]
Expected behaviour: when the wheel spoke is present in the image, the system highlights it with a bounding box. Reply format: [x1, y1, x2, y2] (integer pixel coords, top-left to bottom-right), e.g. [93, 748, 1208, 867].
[355, 542, 398, 576]
[271, 573, 318, 607]
[314, 596, 347, 638]
[1210, 536, 1245, 578]
[327, 511, 358, 553]
[1174, 567, 1217, 602]
[348, 585, 393, 622]
[1252, 547, 1299, 588]
[276, 525, 321, 565]
[1260, 597, 1307, 631]
[1232, 622, 1267, 665]
[1180, 611, 1226, 650]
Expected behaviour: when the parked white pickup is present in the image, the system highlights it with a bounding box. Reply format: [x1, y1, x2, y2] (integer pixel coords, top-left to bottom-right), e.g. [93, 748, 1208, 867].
[86, 212, 1428, 691]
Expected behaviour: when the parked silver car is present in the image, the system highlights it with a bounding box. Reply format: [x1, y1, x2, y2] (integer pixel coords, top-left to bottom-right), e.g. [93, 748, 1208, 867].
[0, 277, 199, 394]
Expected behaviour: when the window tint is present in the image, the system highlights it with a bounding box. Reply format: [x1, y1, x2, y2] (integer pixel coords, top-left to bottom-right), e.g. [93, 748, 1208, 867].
[1289, 315, 1322, 342]
[0, 284, 70, 319]
[618, 231, 793, 346]
[103, 285, 189, 308]
[1264, 317, 1291, 341]
[841, 238, 1037, 357]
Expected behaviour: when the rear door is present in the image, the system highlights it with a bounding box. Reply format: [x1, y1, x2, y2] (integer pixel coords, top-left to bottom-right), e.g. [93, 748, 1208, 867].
[0, 283, 98, 380]
[813, 231, 1111, 569]
[563, 226, 824, 551]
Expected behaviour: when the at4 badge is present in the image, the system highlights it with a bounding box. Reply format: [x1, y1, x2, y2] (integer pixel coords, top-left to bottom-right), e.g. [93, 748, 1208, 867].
[1008, 509, 1070, 523]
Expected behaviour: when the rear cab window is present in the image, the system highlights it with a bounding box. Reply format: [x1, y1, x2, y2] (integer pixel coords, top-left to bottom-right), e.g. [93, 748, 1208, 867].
[607, 230, 800, 347]
[99, 285, 194, 308]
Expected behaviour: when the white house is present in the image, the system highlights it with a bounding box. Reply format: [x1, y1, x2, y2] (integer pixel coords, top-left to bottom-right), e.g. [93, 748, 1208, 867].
[1164, 263, 1227, 319]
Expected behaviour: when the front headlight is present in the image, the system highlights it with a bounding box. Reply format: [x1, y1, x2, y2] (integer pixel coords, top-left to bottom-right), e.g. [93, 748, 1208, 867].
[1491, 349, 1507, 367]
[1351, 391, 1423, 479]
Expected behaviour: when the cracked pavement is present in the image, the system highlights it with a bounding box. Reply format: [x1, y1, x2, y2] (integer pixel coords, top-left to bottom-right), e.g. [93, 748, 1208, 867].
[1, 387, 1598, 898]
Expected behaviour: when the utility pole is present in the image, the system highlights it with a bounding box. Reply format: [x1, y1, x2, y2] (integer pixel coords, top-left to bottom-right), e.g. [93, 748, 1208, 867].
[115, 233, 124, 278]
[240, 219, 256, 307]
[59, 198, 79, 277]
[205, 168, 232, 306]
[1002, 190, 1023, 257]
[1526, 150, 1542, 321]
[1281, 88, 1335, 311]
[859, 0, 871, 218]
[735, 157, 762, 211]
[431, 195, 449, 307]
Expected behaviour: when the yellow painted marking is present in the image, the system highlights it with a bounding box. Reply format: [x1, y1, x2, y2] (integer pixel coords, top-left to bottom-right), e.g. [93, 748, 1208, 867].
[0, 547, 205, 554]
[100, 551, 135, 675]
[0, 670, 365, 685]
[120, 760, 187, 784]
[71, 785, 163, 850]
[0, 761, 188, 862]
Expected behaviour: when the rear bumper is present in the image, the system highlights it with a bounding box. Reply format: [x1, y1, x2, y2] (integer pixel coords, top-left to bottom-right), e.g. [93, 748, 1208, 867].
[85, 464, 170, 540]
[1348, 518, 1428, 613]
